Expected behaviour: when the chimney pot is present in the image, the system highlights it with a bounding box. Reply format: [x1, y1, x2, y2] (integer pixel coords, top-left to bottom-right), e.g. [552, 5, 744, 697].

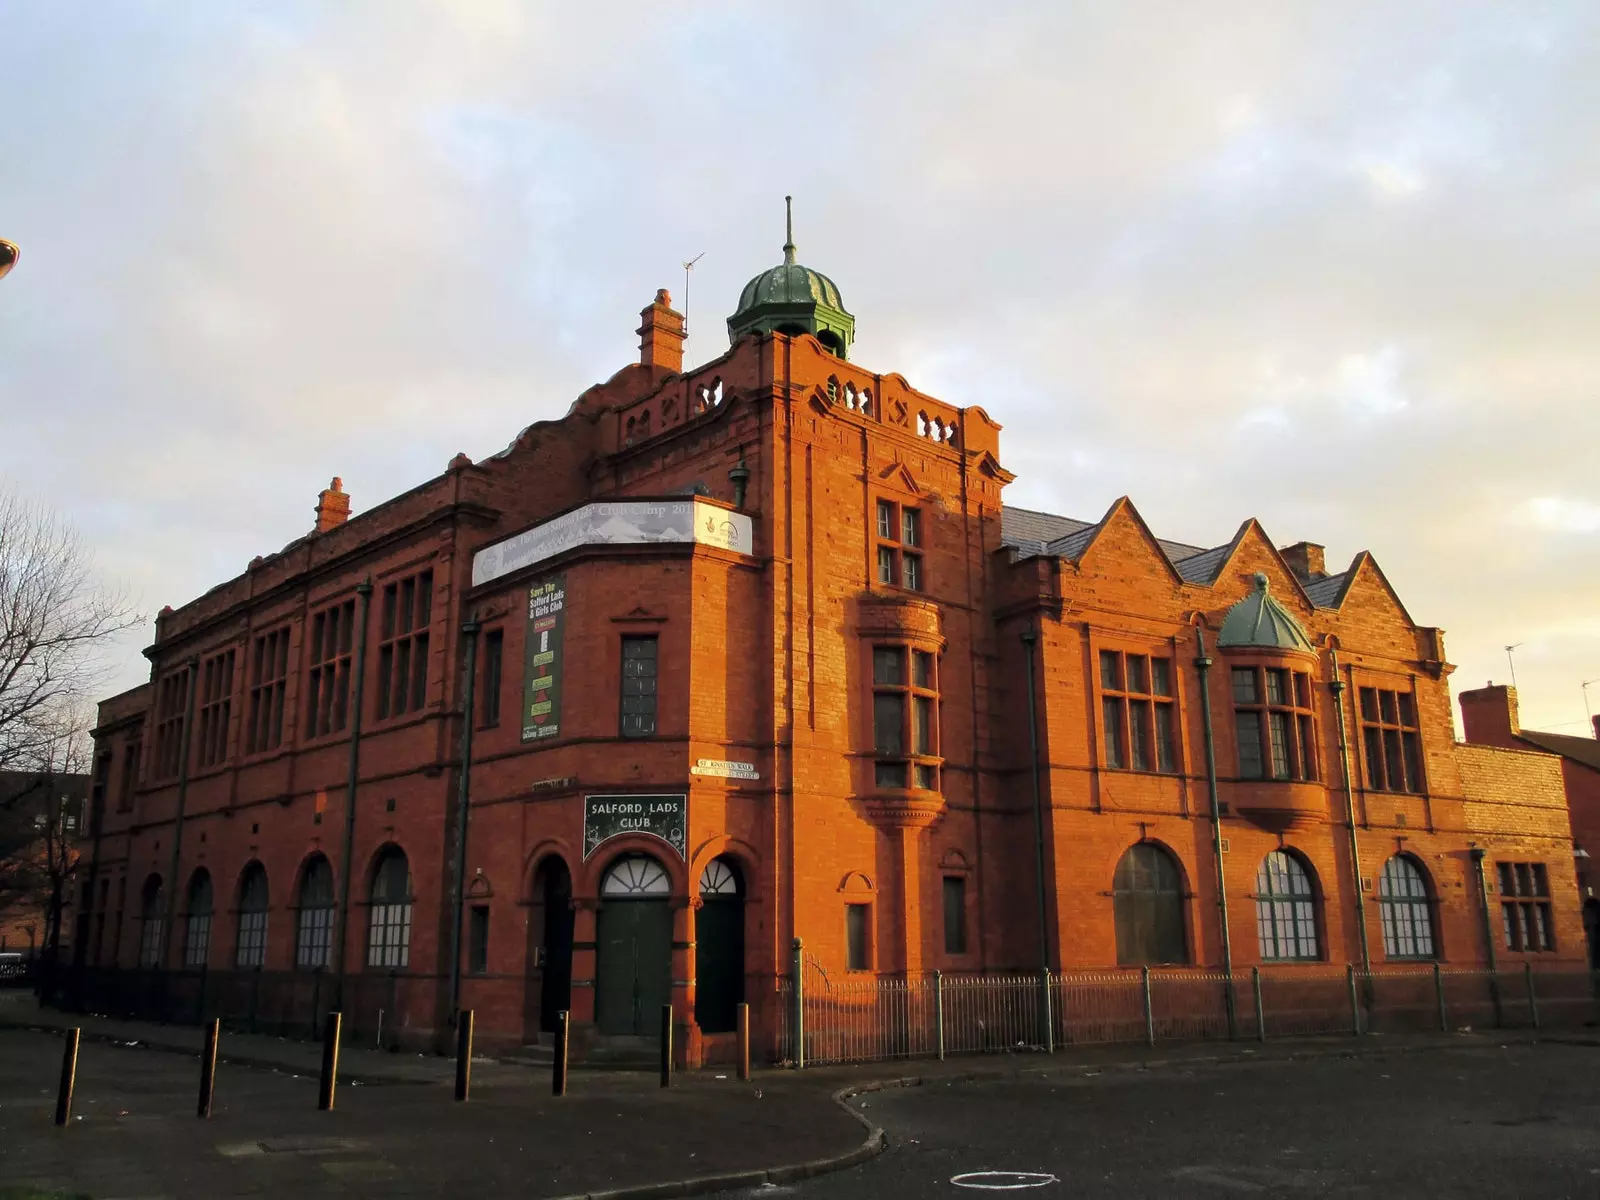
[314, 476, 351, 533]
[638, 289, 685, 373]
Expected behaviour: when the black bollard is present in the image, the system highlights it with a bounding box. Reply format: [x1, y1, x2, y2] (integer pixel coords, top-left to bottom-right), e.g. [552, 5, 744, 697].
[198, 1018, 220, 1118]
[454, 1010, 474, 1102]
[736, 1002, 751, 1083]
[660, 1004, 672, 1089]
[54, 1027, 80, 1127]
[318, 1010, 341, 1111]
[552, 1010, 568, 1098]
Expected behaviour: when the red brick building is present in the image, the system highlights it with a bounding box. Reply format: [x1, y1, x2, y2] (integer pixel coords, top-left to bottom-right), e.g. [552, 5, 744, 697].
[77, 216, 1586, 1059]
[1459, 684, 1600, 964]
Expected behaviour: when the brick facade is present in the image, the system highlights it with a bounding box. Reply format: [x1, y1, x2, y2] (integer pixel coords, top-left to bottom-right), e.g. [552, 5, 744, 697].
[79, 278, 1587, 1059]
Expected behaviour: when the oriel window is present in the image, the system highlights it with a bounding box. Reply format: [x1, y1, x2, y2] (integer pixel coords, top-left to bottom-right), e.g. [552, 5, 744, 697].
[871, 645, 940, 790]
[1232, 666, 1318, 781]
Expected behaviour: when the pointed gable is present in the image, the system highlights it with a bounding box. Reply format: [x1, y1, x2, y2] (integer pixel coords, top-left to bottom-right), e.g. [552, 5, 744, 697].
[1331, 551, 1417, 627]
[1067, 497, 1184, 584]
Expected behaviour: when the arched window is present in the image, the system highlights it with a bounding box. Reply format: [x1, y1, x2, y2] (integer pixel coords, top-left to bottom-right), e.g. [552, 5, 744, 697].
[367, 847, 412, 968]
[601, 855, 671, 896]
[183, 871, 213, 968]
[296, 856, 335, 970]
[137, 875, 164, 967]
[1112, 844, 1188, 965]
[1378, 855, 1435, 959]
[235, 864, 269, 968]
[1255, 851, 1319, 961]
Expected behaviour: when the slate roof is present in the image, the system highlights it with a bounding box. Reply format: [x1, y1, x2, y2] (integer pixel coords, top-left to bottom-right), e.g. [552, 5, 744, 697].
[1173, 544, 1231, 584]
[1303, 572, 1350, 609]
[1515, 730, 1600, 774]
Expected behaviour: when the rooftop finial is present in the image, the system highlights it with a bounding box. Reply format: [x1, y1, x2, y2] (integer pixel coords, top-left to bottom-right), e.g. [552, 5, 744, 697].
[783, 195, 795, 265]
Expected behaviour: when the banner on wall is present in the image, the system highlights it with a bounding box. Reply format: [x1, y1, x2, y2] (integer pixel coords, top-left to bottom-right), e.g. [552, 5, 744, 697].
[522, 573, 566, 742]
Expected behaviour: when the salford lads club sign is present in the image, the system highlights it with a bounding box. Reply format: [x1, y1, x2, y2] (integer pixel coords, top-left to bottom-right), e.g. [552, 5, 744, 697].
[584, 794, 687, 860]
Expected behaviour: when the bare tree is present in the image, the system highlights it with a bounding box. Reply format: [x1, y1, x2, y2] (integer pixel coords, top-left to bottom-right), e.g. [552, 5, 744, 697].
[0, 485, 140, 946]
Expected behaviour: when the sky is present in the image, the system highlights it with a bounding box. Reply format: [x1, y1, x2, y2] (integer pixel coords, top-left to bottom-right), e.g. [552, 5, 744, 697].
[1, 1, 1596, 737]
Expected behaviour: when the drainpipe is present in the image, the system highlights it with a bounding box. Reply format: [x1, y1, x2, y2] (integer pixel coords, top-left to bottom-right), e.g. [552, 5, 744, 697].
[334, 580, 374, 1007]
[160, 656, 201, 968]
[448, 616, 480, 1025]
[1470, 847, 1503, 1024]
[1018, 623, 1054, 1051]
[1193, 627, 1236, 1039]
[1328, 647, 1372, 974]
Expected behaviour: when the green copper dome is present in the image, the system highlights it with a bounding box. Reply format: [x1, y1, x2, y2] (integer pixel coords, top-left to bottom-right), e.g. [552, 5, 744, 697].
[727, 197, 855, 359]
[1218, 573, 1315, 652]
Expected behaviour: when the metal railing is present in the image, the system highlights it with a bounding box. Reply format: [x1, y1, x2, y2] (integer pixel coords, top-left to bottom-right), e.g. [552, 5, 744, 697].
[776, 959, 1599, 1068]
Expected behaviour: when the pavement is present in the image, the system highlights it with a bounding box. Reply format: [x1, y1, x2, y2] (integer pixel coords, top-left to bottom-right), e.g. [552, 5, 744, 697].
[5, 987, 1599, 1199]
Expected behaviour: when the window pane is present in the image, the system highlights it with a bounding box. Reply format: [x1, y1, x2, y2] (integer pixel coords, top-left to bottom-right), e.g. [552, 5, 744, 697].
[1130, 699, 1152, 771]
[1151, 658, 1172, 697]
[1265, 668, 1287, 706]
[913, 651, 934, 689]
[876, 500, 893, 539]
[1268, 712, 1292, 779]
[902, 553, 922, 591]
[1154, 704, 1177, 773]
[1359, 688, 1378, 722]
[1364, 728, 1386, 789]
[913, 695, 934, 755]
[468, 906, 489, 974]
[1103, 697, 1126, 769]
[1235, 711, 1264, 779]
[1297, 714, 1317, 781]
[875, 760, 908, 788]
[873, 646, 906, 685]
[1293, 673, 1311, 708]
[1397, 692, 1417, 727]
[1515, 864, 1532, 896]
[1533, 863, 1549, 896]
[942, 877, 967, 955]
[1100, 651, 1121, 690]
[1379, 690, 1399, 724]
[1232, 668, 1258, 704]
[874, 693, 905, 756]
[1497, 863, 1514, 895]
[877, 546, 895, 584]
[846, 904, 871, 970]
[914, 763, 937, 790]
[1402, 732, 1423, 793]
[902, 508, 921, 547]
[1127, 655, 1148, 694]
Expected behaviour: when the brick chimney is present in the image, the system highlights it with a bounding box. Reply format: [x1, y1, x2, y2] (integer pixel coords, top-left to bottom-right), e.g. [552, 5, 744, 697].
[1593, 714, 1600, 741]
[314, 477, 350, 533]
[1459, 682, 1520, 747]
[638, 289, 685, 373]
[1280, 542, 1327, 582]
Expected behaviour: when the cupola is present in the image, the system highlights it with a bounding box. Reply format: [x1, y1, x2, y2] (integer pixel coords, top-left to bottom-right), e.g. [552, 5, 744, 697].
[1217, 573, 1313, 652]
[727, 197, 854, 358]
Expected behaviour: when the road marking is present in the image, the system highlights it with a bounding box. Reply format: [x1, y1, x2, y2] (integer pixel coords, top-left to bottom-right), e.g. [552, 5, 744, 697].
[950, 1171, 1059, 1189]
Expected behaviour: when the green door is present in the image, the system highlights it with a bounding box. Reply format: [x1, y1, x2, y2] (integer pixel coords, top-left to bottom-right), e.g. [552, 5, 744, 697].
[595, 899, 672, 1036]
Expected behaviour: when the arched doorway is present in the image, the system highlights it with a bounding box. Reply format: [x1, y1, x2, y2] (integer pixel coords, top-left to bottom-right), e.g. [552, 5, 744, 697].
[695, 857, 744, 1033]
[529, 856, 574, 1034]
[595, 855, 673, 1037]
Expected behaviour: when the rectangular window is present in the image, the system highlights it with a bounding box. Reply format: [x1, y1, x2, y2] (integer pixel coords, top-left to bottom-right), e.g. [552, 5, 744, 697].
[1099, 650, 1177, 773]
[846, 903, 872, 971]
[376, 570, 433, 720]
[942, 876, 967, 955]
[1358, 686, 1424, 793]
[1498, 862, 1554, 952]
[151, 669, 191, 779]
[620, 635, 659, 737]
[246, 627, 291, 754]
[468, 905, 489, 975]
[235, 910, 267, 968]
[872, 644, 939, 790]
[196, 648, 236, 768]
[306, 599, 356, 738]
[90, 751, 111, 831]
[481, 629, 504, 727]
[118, 742, 141, 811]
[184, 910, 211, 968]
[873, 499, 923, 592]
[1232, 666, 1318, 781]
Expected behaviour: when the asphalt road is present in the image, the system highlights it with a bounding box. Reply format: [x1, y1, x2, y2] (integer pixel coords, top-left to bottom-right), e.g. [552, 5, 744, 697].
[736, 1042, 1600, 1198]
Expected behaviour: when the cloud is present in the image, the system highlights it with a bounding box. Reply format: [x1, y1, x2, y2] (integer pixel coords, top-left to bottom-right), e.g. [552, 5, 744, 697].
[0, 0, 1597, 735]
